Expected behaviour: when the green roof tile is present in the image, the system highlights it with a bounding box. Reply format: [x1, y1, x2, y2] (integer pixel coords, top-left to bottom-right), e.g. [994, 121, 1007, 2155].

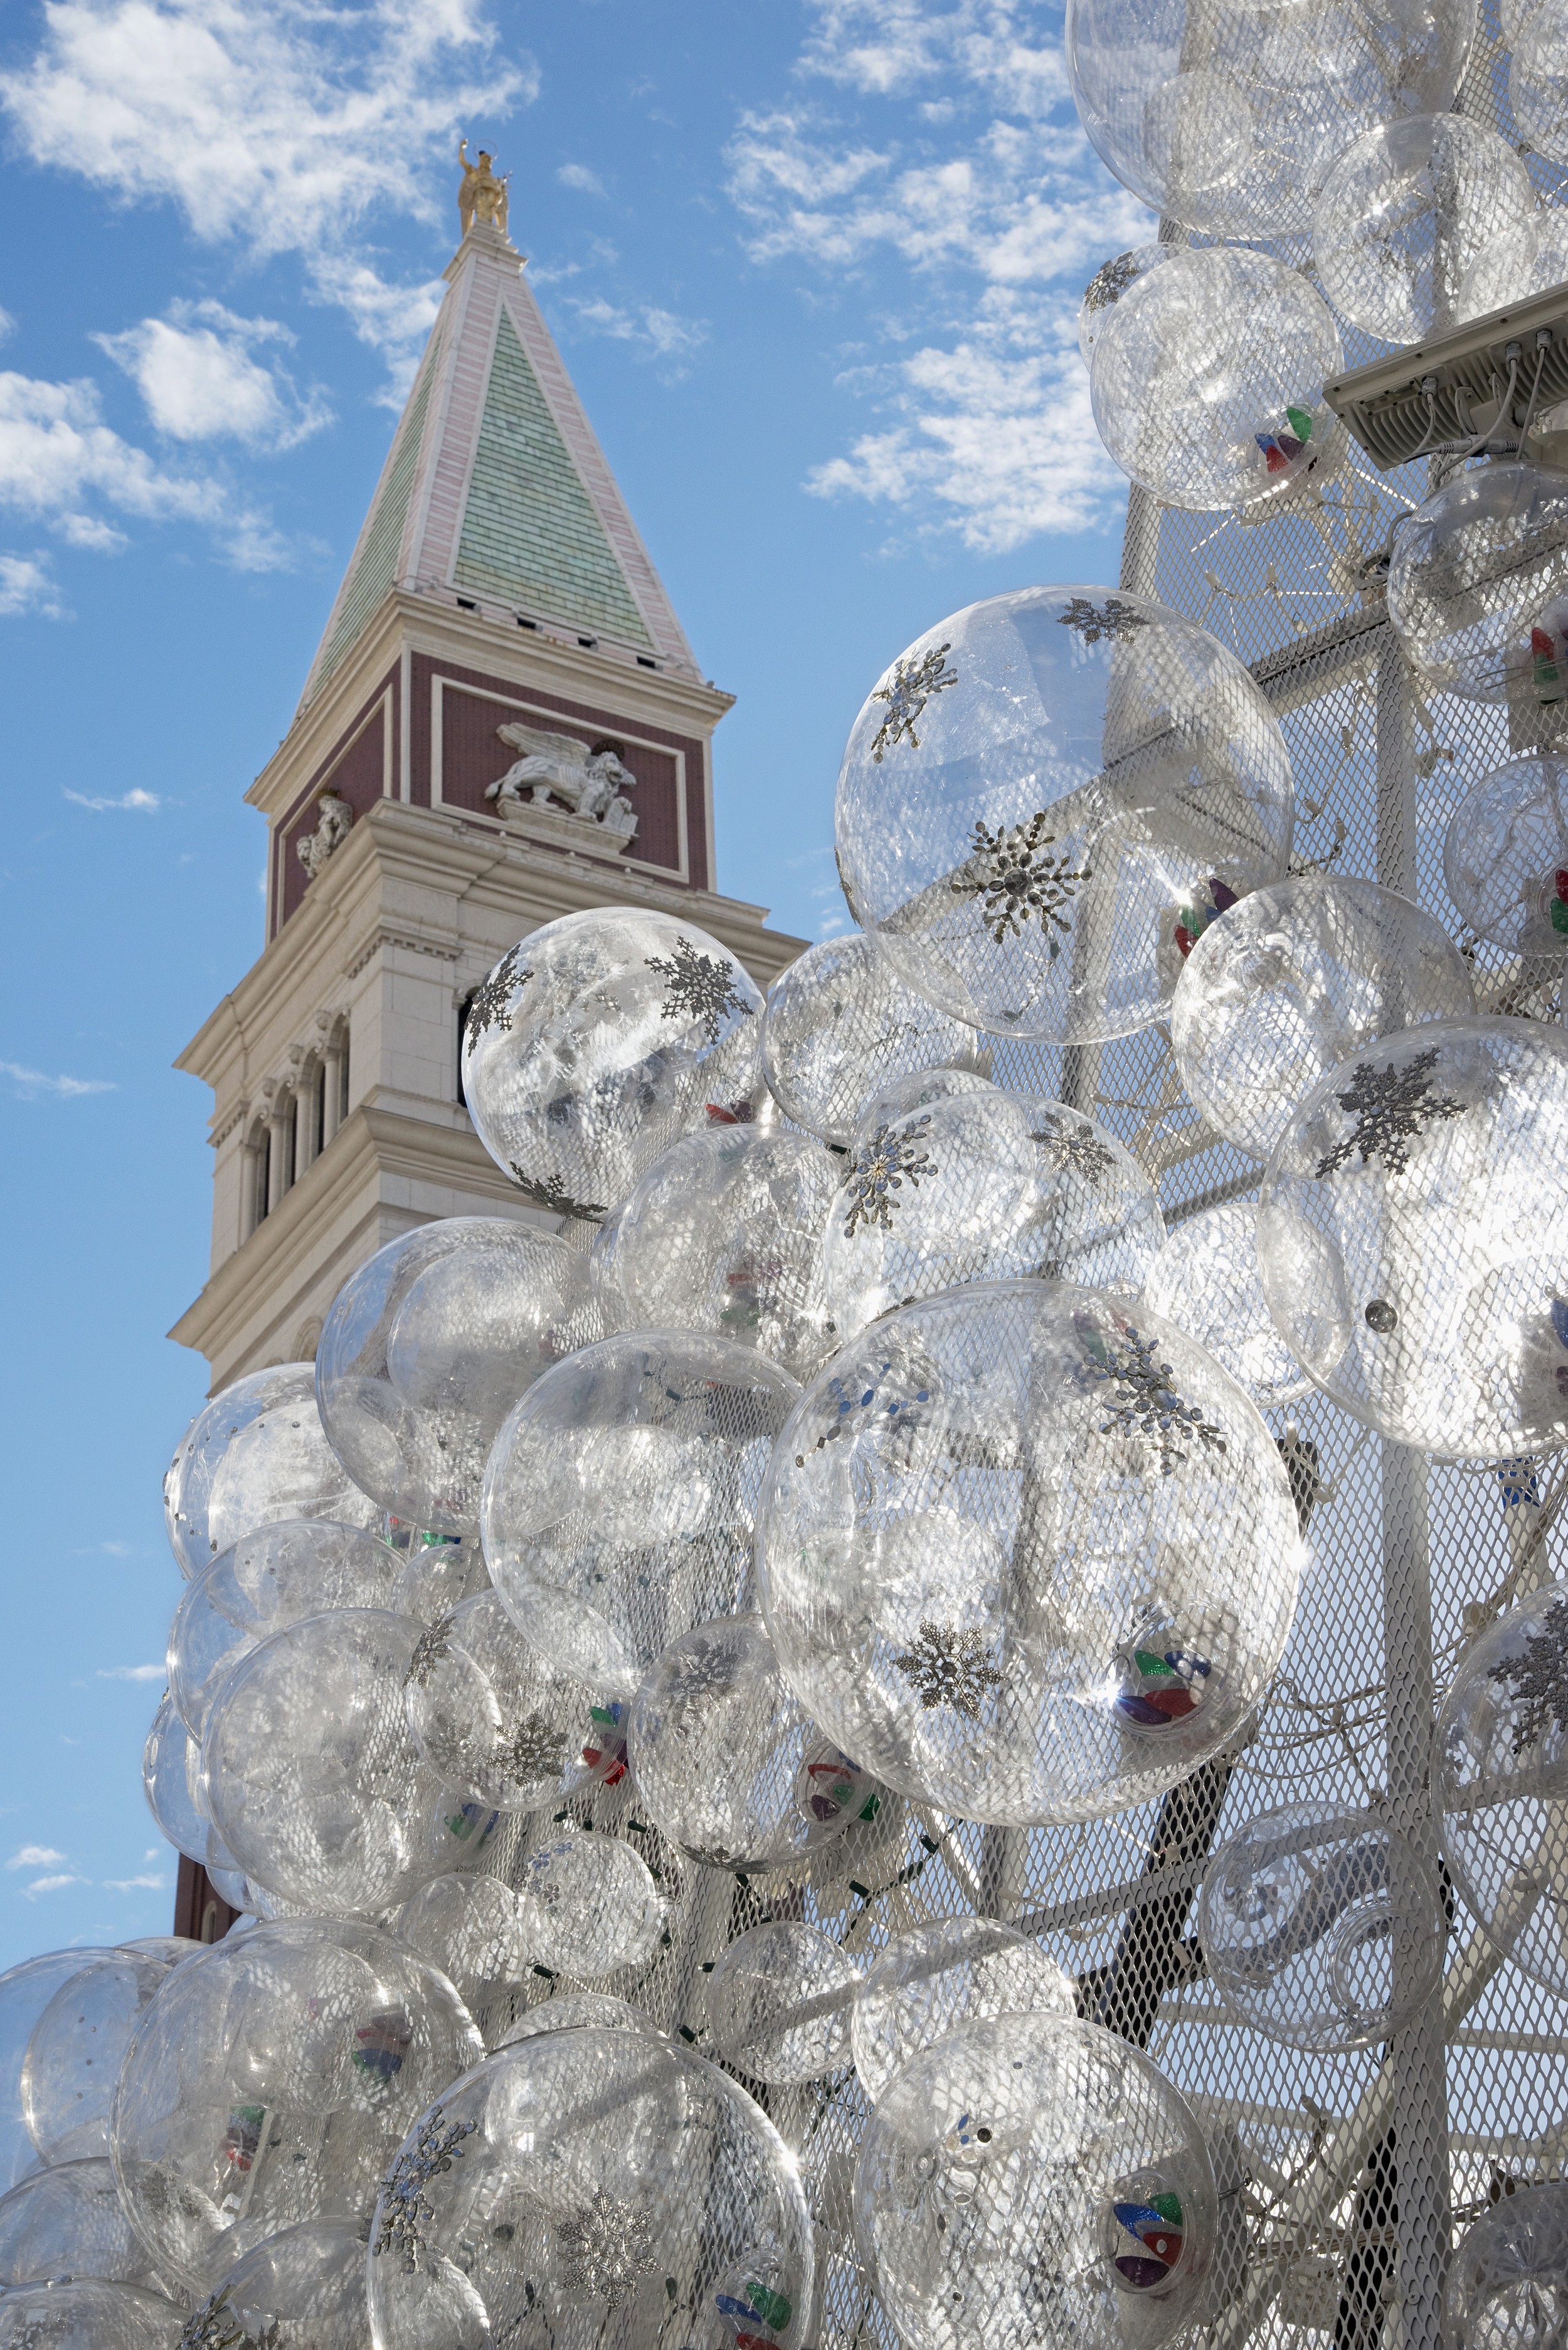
[313, 331, 442, 691]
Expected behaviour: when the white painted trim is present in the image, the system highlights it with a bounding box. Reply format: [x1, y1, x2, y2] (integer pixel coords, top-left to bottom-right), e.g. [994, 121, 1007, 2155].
[430, 671, 690, 886]
[442, 275, 502, 590]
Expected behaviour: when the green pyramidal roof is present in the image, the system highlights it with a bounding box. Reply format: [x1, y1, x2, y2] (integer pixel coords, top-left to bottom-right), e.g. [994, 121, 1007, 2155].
[454, 312, 653, 647]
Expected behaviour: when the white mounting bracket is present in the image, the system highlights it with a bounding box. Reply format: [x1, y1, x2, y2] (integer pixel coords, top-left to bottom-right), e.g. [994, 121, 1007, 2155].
[1323, 278, 1568, 470]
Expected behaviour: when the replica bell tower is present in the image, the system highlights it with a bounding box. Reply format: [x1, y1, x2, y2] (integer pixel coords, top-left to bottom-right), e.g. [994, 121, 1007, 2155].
[171, 164, 805, 1393]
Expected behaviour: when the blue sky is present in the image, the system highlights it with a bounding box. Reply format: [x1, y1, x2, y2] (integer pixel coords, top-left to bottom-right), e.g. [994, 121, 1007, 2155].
[0, 0, 1139, 1965]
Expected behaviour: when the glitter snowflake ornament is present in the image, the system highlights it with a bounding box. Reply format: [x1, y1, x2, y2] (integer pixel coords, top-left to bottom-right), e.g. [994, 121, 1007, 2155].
[1257, 1018, 1568, 1455]
[835, 588, 1294, 1043]
[365, 2029, 812, 2350]
[460, 907, 766, 1221]
[1438, 1583, 1568, 1997]
[402, 1589, 591, 1813]
[198, 2216, 373, 2349]
[0, 2280, 188, 2347]
[757, 1282, 1301, 1825]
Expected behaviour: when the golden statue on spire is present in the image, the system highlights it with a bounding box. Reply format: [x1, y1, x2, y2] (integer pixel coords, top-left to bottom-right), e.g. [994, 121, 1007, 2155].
[458, 141, 510, 238]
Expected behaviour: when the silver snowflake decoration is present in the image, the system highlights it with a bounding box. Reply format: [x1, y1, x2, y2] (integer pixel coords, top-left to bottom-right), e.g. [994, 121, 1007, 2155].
[893, 1621, 1005, 1719]
[179, 2294, 247, 2350]
[951, 812, 1091, 949]
[1489, 1598, 1568, 1756]
[844, 1114, 934, 1238]
[644, 935, 747, 1045]
[1315, 1046, 1466, 1179]
[466, 945, 530, 1043]
[556, 2188, 658, 2308]
[373, 2107, 477, 2271]
[1057, 594, 1148, 643]
[870, 642, 958, 761]
[495, 1710, 569, 1784]
[1081, 251, 1141, 314]
[1031, 1122, 1118, 1184]
[508, 1164, 610, 1220]
[1086, 1327, 1227, 1475]
[404, 1613, 456, 1691]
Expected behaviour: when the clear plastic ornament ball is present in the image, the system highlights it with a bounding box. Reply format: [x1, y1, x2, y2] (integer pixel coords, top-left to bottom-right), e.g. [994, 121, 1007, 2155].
[315, 1217, 598, 1534]
[169, 1517, 402, 1737]
[610, 1129, 840, 1376]
[201, 1609, 446, 1916]
[402, 1589, 591, 1813]
[1256, 1018, 1568, 1455]
[366, 2028, 813, 2350]
[818, 1087, 1165, 1342]
[482, 1331, 799, 1699]
[852, 1065, 997, 1139]
[395, 1874, 532, 2017]
[1512, 14, 1568, 168]
[851, 1917, 1076, 2104]
[21, 1949, 172, 2164]
[1444, 755, 1568, 955]
[0, 2280, 184, 2347]
[1078, 247, 1175, 366]
[1091, 249, 1342, 514]
[494, 1992, 665, 2050]
[757, 1281, 1302, 1826]
[109, 1918, 481, 2290]
[1064, 0, 1475, 238]
[460, 908, 765, 1220]
[0, 2157, 164, 2292]
[854, 2011, 1216, 2350]
[1141, 1204, 1311, 1411]
[201, 2215, 371, 2350]
[1447, 2181, 1568, 2350]
[707, 1923, 860, 2084]
[1313, 115, 1534, 343]
[759, 933, 983, 1147]
[163, 1364, 380, 1578]
[1437, 1582, 1568, 1996]
[385, 1523, 490, 1625]
[835, 587, 1295, 1043]
[1388, 460, 1568, 704]
[630, 1612, 861, 1873]
[1459, 210, 1568, 323]
[1169, 875, 1475, 1164]
[142, 1694, 238, 1879]
[0, 1955, 120, 2198]
[515, 1826, 666, 1982]
[1198, 1802, 1446, 2052]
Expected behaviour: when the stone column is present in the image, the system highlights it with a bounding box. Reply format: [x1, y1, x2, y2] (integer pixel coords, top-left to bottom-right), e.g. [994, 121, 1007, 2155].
[266, 1087, 292, 1213]
[322, 1040, 343, 1145]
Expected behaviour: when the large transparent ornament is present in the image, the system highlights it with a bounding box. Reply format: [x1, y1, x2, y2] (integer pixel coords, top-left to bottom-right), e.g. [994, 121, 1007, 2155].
[1387, 460, 1568, 704]
[835, 588, 1295, 1043]
[1090, 249, 1343, 513]
[1313, 116, 1534, 343]
[1198, 1802, 1446, 2051]
[1256, 1018, 1568, 1455]
[0, 2157, 164, 2291]
[201, 1609, 448, 1916]
[757, 1282, 1301, 1825]
[1436, 1582, 1568, 1997]
[817, 1088, 1164, 1343]
[395, 1874, 532, 2018]
[495, 1992, 665, 2051]
[1170, 875, 1475, 1164]
[610, 1130, 840, 1376]
[366, 2030, 812, 2350]
[851, 1917, 1076, 2103]
[1078, 247, 1175, 368]
[759, 933, 984, 1147]
[142, 1695, 239, 1879]
[1142, 1204, 1311, 1410]
[201, 2216, 371, 2349]
[515, 1826, 667, 1980]
[854, 2011, 1216, 2350]
[1459, 210, 1568, 323]
[630, 1612, 862, 1873]
[21, 1950, 172, 2163]
[460, 908, 765, 1220]
[1512, 15, 1568, 168]
[0, 1955, 120, 2195]
[1064, 0, 1475, 238]
[0, 2280, 184, 2346]
[1447, 2181, 1568, 2350]
[402, 1589, 591, 1813]
[169, 1518, 402, 1736]
[707, 1923, 861, 2083]
[163, 1365, 380, 1578]
[1444, 755, 1568, 955]
[482, 1331, 799, 1699]
[315, 1218, 598, 1534]
[109, 1918, 480, 2292]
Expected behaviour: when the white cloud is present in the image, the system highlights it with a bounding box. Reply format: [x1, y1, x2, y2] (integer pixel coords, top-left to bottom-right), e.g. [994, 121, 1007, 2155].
[0, 553, 66, 617]
[569, 298, 709, 375]
[7, 1845, 66, 1870]
[0, 1061, 114, 1098]
[105, 1873, 167, 1892]
[95, 1664, 167, 1682]
[95, 300, 331, 450]
[801, 0, 1070, 114]
[0, 1, 533, 379]
[24, 1874, 87, 1898]
[64, 787, 161, 811]
[558, 162, 606, 196]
